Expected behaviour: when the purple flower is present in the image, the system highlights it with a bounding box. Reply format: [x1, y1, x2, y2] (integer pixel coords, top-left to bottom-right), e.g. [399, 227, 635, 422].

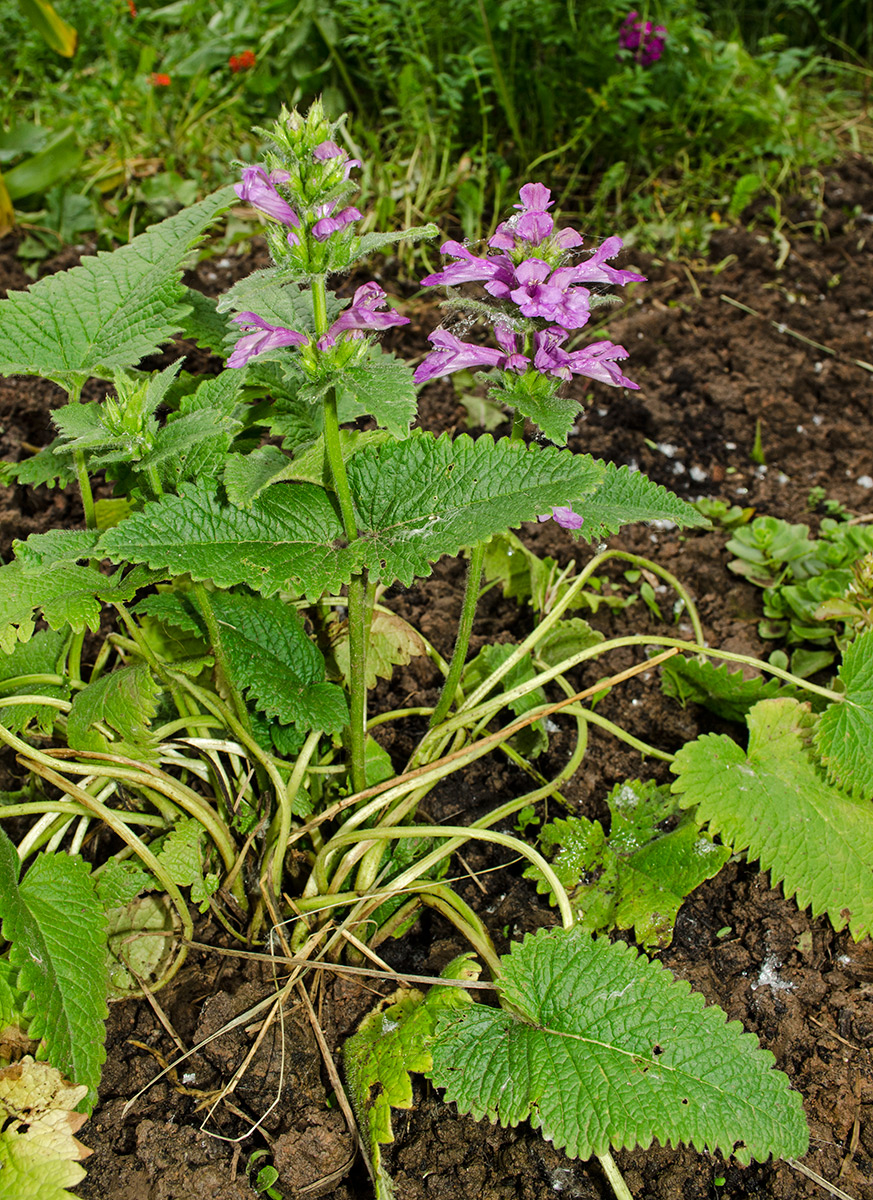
[312, 139, 362, 179]
[420, 241, 513, 289]
[328, 282, 410, 337]
[537, 506, 585, 530]
[553, 237, 647, 287]
[507, 258, 592, 329]
[413, 330, 507, 384]
[515, 182, 553, 212]
[235, 165, 300, 227]
[533, 327, 638, 388]
[227, 312, 308, 368]
[618, 11, 667, 66]
[312, 201, 362, 241]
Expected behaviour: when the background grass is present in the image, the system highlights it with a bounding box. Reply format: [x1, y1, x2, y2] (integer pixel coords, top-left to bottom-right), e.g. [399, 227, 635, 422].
[1, 0, 871, 266]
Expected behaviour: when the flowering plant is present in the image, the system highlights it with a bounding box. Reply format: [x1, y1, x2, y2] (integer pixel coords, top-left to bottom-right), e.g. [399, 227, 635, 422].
[618, 10, 667, 66]
[5, 101, 873, 1199]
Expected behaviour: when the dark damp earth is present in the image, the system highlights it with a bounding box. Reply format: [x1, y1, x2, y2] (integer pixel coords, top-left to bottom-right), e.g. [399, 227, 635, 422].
[1, 158, 872, 1200]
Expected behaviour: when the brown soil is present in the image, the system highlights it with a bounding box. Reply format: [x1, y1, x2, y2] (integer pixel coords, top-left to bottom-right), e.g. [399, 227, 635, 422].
[1, 156, 872, 1200]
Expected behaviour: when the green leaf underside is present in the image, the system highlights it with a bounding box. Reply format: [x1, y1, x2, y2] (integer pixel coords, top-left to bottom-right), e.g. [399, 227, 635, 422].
[661, 656, 804, 723]
[0, 629, 70, 735]
[815, 629, 873, 798]
[344, 954, 479, 1197]
[156, 819, 219, 912]
[0, 187, 234, 383]
[572, 462, 708, 541]
[0, 828, 108, 1108]
[0, 560, 159, 652]
[528, 781, 730, 947]
[101, 434, 606, 595]
[429, 927, 808, 1163]
[672, 699, 873, 940]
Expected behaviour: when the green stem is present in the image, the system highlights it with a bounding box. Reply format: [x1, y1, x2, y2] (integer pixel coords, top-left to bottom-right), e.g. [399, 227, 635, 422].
[192, 582, 251, 733]
[430, 542, 486, 727]
[73, 450, 96, 530]
[347, 572, 369, 795]
[417, 885, 502, 979]
[598, 1151, 635, 1200]
[264, 729, 321, 897]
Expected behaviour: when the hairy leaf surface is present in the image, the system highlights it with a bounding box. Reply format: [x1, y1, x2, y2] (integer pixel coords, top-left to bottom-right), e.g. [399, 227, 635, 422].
[66, 664, 159, 756]
[573, 462, 708, 541]
[526, 781, 730, 947]
[0, 829, 107, 1107]
[672, 698, 873, 940]
[429, 927, 808, 1162]
[0, 188, 234, 384]
[815, 629, 873, 798]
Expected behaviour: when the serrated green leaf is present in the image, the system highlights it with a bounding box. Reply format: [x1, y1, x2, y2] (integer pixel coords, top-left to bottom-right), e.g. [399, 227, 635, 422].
[429, 927, 808, 1162]
[179, 288, 237, 355]
[338, 350, 417, 437]
[94, 858, 153, 909]
[217, 268, 324, 333]
[344, 954, 479, 1199]
[0, 188, 234, 385]
[527, 781, 730, 947]
[0, 1057, 90, 1200]
[0, 628, 70, 735]
[573, 462, 709, 541]
[672, 698, 873, 940]
[346, 433, 605, 586]
[351, 223, 438, 261]
[815, 629, 873, 798]
[536, 617, 604, 668]
[155, 818, 219, 913]
[0, 829, 108, 1107]
[66, 663, 159, 755]
[223, 445, 291, 508]
[104, 894, 177, 997]
[13, 530, 101, 568]
[208, 589, 347, 733]
[490, 369, 580, 444]
[0, 439, 74, 490]
[0, 560, 157, 653]
[331, 609, 427, 690]
[662, 656, 804, 723]
[101, 435, 607, 595]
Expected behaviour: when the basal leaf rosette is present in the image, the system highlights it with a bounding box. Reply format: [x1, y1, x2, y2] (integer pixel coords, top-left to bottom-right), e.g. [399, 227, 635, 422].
[428, 927, 808, 1164]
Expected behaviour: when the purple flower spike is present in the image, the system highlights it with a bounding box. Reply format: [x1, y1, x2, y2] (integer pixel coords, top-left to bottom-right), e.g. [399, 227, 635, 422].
[566, 340, 639, 389]
[328, 282, 410, 337]
[413, 330, 506, 384]
[558, 236, 646, 287]
[510, 258, 571, 322]
[537, 506, 585, 530]
[235, 165, 300, 227]
[421, 241, 508, 288]
[312, 203, 362, 241]
[227, 311, 307, 369]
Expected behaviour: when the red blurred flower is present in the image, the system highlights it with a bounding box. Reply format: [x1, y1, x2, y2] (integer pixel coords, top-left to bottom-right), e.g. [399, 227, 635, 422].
[127, 0, 137, 16]
[150, 73, 171, 86]
[229, 50, 256, 73]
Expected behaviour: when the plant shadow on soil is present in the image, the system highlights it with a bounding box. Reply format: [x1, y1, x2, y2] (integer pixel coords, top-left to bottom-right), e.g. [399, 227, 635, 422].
[1, 158, 872, 1200]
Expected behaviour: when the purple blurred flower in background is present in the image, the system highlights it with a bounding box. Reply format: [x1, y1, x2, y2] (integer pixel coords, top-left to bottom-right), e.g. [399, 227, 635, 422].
[618, 11, 667, 66]
[227, 312, 307, 368]
[538, 506, 585, 530]
[235, 166, 300, 227]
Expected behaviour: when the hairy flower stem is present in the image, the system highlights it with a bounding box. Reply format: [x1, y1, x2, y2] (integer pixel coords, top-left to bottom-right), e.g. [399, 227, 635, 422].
[192, 581, 252, 735]
[428, 542, 486, 728]
[429, 408, 529, 729]
[317, 281, 369, 792]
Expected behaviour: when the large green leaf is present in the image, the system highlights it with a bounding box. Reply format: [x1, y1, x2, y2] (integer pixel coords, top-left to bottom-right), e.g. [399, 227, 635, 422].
[815, 629, 873, 798]
[66, 663, 160, 756]
[429, 926, 808, 1163]
[0, 187, 234, 385]
[672, 698, 873, 940]
[661, 656, 804, 723]
[0, 828, 107, 1108]
[0, 628, 70, 735]
[100, 434, 606, 594]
